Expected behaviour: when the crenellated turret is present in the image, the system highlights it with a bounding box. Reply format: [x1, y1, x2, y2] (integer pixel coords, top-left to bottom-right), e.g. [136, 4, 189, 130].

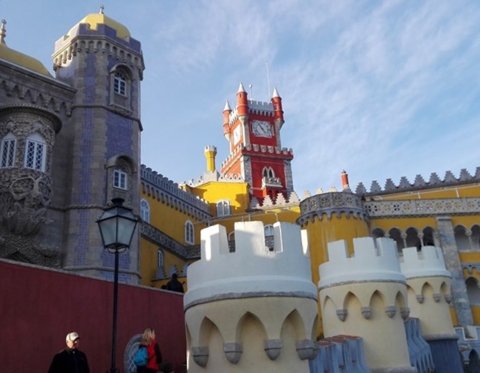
[400, 246, 463, 372]
[185, 221, 318, 373]
[271, 87, 284, 129]
[319, 237, 416, 373]
[204, 145, 217, 173]
[236, 82, 248, 117]
[222, 101, 231, 140]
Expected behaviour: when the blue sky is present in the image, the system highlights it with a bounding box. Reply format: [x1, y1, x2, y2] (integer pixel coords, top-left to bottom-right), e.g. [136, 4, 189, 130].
[3, 1, 480, 196]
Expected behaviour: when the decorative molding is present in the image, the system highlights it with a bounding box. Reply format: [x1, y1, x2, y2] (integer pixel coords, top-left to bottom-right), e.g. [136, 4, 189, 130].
[364, 198, 480, 218]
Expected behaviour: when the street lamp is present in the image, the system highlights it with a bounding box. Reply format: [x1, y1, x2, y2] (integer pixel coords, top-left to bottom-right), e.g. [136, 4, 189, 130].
[97, 198, 138, 373]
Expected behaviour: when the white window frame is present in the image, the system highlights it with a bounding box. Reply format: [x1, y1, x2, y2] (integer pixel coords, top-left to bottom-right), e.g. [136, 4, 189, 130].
[140, 199, 150, 223]
[185, 220, 194, 245]
[113, 169, 127, 190]
[114, 72, 127, 96]
[0, 133, 16, 168]
[157, 249, 164, 268]
[24, 132, 46, 171]
[216, 200, 231, 217]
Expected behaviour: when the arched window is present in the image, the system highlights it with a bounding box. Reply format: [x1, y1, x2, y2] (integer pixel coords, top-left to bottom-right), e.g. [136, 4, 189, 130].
[140, 199, 150, 223]
[113, 169, 127, 190]
[216, 200, 231, 217]
[0, 133, 16, 168]
[24, 132, 46, 171]
[157, 249, 164, 268]
[185, 220, 194, 245]
[264, 224, 275, 252]
[114, 71, 127, 96]
[264, 224, 274, 237]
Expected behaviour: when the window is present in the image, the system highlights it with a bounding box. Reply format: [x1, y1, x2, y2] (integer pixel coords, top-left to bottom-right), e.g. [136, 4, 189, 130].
[140, 199, 150, 223]
[185, 220, 194, 245]
[114, 72, 126, 96]
[113, 169, 127, 190]
[264, 224, 274, 237]
[216, 200, 231, 217]
[157, 249, 164, 268]
[0, 133, 16, 168]
[24, 133, 46, 171]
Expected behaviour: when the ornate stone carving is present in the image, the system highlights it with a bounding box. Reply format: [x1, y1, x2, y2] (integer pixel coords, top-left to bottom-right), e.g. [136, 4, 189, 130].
[190, 346, 209, 367]
[295, 339, 317, 360]
[264, 339, 283, 360]
[223, 342, 243, 364]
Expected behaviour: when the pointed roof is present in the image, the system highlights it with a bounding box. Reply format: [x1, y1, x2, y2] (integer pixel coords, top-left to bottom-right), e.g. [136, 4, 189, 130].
[272, 87, 280, 98]
[0, 19, 51, 77]
[237, 82, 246, 93]
[223, 101, 231, 111]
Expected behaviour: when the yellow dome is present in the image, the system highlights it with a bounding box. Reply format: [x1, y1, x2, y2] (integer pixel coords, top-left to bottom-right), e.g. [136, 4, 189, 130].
[75, 13, 131, 40]
[0, 41, 51, 77]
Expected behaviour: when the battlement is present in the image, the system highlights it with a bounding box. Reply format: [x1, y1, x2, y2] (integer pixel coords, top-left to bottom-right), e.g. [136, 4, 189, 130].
[140, 164, 210, 214]
[355, 167, 480, 196]
[184, 221, 317, 309]
[184, 170, 245, 187]
[221, 144, 293, 170]
[319, 237, 405, 289]
[400, 246, 451, 279]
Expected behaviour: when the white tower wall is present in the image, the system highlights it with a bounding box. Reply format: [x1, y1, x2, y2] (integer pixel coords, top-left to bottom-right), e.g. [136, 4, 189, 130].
[319, 237, 417, 373]
[400, 246, 455, 339]
[185, 221, 318, 373]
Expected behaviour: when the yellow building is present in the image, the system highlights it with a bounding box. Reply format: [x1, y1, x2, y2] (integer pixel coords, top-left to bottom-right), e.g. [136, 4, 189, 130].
[138, 84, 480, 356]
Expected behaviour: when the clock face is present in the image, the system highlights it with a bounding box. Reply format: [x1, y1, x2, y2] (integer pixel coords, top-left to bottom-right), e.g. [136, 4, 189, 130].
[252, 120, 273, 138]
[233, 126, 242, 144]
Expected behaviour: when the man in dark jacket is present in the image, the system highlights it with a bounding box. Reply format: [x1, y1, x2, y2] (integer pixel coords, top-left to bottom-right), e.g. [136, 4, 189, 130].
[165, 273, 184, 293]
[48, 332, 90, 373]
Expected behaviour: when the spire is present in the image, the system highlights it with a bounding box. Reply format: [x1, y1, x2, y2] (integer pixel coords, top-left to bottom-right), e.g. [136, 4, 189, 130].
[223, 101, 231, 111]
[99, 4, 105, 14]
[0, 20, 6, 45]
[341, 170, 350, 190]
[272, 87, 280, 98]
[237, 82, 246, 93]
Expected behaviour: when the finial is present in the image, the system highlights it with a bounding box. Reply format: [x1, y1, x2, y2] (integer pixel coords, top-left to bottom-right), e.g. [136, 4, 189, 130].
[0, 20, 6, 44]
[272, 87, 280, 98]
[99, 4, 105, 14]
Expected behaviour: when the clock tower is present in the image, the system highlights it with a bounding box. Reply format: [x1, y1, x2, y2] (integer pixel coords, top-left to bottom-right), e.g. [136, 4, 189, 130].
[221, 83, 294, 202]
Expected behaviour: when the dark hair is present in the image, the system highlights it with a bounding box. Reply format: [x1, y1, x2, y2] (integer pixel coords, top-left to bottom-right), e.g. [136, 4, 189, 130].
[172, 273, 178, 279]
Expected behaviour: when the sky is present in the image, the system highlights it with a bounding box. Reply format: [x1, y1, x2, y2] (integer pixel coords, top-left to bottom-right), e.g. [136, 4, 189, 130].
[2, 0, 480, 196]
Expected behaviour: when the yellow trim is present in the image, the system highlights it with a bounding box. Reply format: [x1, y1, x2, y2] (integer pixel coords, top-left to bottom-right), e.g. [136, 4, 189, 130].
[0, 42, 51, 77]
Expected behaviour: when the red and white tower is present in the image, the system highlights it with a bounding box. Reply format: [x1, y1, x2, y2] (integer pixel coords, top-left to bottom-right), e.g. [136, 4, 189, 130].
[221, 83, 294, 202]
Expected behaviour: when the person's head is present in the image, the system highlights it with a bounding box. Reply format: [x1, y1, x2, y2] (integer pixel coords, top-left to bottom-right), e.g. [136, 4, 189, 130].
[142, 328, 155, 343]
[172, 273, 178, 280]
[66, 332, 80, 349]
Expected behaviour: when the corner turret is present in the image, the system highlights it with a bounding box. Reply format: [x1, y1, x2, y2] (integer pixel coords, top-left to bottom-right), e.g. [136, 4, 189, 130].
[236, 82, 248, 116]
[222, 101, 232, 140]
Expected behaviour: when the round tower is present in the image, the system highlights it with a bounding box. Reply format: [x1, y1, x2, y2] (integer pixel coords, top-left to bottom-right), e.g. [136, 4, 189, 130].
[184, 221, 318, 373]
[400, 246, 463, 372]
[297, 189, 370, 334]
[319, 237, 416, 373]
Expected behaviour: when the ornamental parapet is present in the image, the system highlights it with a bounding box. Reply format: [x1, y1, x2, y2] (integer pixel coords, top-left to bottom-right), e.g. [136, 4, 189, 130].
[355, 167, 480, 196]
[297, 192, 367, 226]
[364, 197, 480, 218]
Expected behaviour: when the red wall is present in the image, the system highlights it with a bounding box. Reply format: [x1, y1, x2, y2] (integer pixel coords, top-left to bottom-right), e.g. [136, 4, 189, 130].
[0, 259, 186, 373]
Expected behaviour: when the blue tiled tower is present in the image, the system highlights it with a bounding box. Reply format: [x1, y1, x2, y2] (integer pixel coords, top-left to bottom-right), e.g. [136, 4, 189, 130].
[50, 7, 145, 283]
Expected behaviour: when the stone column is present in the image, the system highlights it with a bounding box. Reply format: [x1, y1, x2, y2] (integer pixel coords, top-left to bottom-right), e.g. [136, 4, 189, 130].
[436, 216, 473, 326]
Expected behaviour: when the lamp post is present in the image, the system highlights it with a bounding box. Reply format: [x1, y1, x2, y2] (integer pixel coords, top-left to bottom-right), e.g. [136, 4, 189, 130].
[97, 198, 138, 373]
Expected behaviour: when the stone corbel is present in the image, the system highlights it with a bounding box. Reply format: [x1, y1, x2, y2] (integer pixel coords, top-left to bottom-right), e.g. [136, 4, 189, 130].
[336, 308, 348, 321]
[191, 346, 209, 367]
[223, 342, 243, 364]
[361, 306, 372, 319]
[433, 293, 441, 302]
[295, 339, 317, 360]
[445, 294, 452, 303]
[264, 339, 283, 360]
[384, 306, 396, 318]
[416, 295, 424, 303]
[400, 307, 410, 320]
